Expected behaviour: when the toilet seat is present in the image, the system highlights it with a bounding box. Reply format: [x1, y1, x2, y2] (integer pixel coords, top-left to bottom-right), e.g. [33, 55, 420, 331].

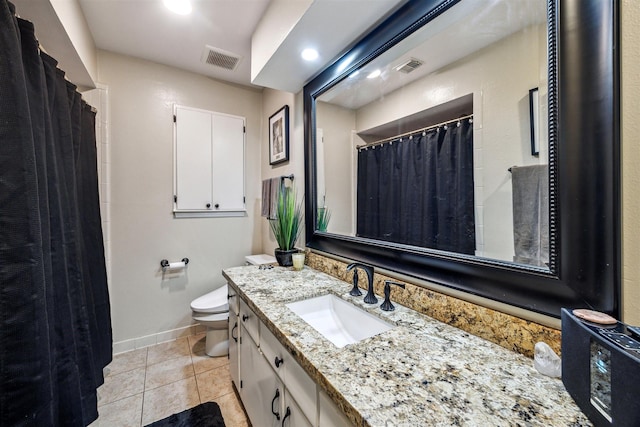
[190, 285, 229, 313]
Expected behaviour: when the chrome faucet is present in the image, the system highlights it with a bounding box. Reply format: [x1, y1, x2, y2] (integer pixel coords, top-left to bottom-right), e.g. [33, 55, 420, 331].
[380, 280, 405, 311]
[346, 262, 376, 304]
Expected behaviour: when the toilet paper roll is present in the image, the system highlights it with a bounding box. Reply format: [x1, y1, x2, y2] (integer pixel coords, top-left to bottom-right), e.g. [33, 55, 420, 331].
[166, 261, 186, 271]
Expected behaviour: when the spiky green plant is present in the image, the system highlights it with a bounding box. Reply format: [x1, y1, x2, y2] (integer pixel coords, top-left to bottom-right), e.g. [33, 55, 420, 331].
[269, 185, 303, 250]
[316, 207, 331, 232]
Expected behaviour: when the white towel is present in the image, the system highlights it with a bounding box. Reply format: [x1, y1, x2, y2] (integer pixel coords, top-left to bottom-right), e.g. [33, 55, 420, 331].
[511, 164, 549, 267]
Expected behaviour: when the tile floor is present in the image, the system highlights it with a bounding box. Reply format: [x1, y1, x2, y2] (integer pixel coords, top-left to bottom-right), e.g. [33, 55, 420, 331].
[90, 334, 249, 426]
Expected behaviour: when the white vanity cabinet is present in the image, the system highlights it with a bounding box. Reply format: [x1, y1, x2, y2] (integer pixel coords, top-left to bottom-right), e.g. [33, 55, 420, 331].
[319, 390, 353, 427]
[282, 391, 314, 427]
[239, 326, 282, 427]
[228, 284, 240, 387]
[228, 287, 319, 426]
[226, 281, 355, 427]
[260, 323, 317, 424]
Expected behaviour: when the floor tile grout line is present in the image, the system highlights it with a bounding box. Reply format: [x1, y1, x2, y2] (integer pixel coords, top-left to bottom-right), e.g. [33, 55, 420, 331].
[139, 347, 149, 427]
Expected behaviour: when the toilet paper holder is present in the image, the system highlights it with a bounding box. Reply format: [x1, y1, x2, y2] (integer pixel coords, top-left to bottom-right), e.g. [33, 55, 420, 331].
[160, 258, 189, 271]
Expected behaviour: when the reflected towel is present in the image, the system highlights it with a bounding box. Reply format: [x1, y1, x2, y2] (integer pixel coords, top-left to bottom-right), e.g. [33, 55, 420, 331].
[261, 179, 271, 217]
[511, 164, 549, 267]
[269, 177, 281, 219]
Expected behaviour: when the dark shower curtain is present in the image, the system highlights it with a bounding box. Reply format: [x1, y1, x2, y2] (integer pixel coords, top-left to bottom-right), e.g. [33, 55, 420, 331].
[0, 1, 112, 426]
[356, 119, 475, 255]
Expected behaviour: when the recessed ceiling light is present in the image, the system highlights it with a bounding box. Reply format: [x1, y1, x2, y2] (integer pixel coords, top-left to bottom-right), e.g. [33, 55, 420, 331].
[367, 69, 381, 79]
[301, 48, 319, 61]
[163, 0, 192, 15]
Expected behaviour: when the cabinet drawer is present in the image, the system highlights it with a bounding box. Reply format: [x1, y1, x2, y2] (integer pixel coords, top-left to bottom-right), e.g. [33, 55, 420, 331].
[260, 322, 286, 382]
[239, 298, 259, 345]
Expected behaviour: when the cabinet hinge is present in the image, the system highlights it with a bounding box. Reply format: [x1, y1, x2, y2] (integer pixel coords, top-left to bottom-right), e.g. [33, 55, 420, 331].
[240, 380, 243, 389]
[243, 196, 246, 204]
[174, 195, 177, 203]
[173, 115, 177, 123]
[243, 126, 246, 133]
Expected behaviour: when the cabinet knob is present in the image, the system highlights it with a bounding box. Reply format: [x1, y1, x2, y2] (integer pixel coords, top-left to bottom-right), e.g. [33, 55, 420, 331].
[215, 203, 219, 209]
[274, 356, 284, 368]
[242, 314, 249, 322]
[206, 203, 211, 208]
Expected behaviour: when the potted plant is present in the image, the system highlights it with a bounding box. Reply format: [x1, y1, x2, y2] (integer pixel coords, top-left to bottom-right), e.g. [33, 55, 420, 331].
[269, 185, 303, 266]
[316, 206, 331, 232]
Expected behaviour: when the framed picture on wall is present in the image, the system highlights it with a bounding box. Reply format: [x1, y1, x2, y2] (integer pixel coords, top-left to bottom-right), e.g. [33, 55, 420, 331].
[269, 105, 289, 165]
[529, 87, 540, 156]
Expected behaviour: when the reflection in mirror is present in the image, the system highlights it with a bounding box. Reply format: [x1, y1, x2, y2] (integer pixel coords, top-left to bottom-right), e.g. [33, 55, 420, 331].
[315, 0, 549, 268]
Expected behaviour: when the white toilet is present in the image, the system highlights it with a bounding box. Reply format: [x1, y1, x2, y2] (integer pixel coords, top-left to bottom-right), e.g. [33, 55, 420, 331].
[191, 284, 229, 357]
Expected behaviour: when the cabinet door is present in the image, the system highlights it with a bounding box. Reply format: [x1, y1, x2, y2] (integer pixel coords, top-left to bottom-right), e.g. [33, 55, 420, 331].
[239, 327, 281, 427]
[282, 391, 314, 427]
[175, 107, 212, 210]
[261, 324, 316, 423]
[319, 390, 353, 427]
[228, 309, 239, 388]
[211, 113, 245, 211]
[228, 283, 239, 316]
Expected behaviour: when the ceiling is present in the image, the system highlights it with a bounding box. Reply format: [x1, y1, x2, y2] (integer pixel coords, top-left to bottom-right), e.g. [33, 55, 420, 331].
[77, 0, 407, 91]
[319, 0, 547, 110]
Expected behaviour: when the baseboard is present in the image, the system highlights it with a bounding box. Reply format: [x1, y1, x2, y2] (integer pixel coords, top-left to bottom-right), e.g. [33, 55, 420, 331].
[112, 323, 207, 355]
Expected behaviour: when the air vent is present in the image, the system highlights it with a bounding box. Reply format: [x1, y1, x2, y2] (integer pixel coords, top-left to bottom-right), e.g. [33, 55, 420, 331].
[201, 45, 242, 71]
[394, 58, 424, 74]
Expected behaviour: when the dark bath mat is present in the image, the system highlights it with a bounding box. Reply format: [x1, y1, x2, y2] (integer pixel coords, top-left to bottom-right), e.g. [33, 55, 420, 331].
[145, 401, 226, 427]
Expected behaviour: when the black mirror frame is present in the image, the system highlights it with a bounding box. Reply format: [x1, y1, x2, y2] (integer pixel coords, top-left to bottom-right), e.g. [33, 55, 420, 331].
[303, 0, 620, 319]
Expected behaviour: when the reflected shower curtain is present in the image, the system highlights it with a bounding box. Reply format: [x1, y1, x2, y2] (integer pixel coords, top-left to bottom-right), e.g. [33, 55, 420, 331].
[356, 119, 475, 254]
[0, 1, 112, 426]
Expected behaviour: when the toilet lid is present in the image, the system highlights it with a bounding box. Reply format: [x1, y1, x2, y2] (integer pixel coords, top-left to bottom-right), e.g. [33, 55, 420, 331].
[191, 284, 229, 313]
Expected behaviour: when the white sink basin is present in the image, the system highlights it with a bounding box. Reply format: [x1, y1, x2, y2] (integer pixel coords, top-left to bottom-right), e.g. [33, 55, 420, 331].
[286, 294, 393, 348]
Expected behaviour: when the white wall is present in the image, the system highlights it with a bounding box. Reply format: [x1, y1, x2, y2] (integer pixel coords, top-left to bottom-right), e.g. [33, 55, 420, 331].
[316, 102, 357, 235]
[97, 50, 263, 349]
[260, 88, 306, 256]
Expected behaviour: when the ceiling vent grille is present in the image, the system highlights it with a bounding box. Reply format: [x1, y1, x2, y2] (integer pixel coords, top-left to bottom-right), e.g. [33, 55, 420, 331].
[201, 45, 242, 71]
[394, 58, 424, 74]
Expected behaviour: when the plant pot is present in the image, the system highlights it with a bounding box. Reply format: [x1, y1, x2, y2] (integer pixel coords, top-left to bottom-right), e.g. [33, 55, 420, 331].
[274, 248, 297, 267]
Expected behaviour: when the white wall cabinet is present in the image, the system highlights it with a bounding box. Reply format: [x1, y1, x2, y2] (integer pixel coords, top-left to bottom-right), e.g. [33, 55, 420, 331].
[173, 105, 245, 217]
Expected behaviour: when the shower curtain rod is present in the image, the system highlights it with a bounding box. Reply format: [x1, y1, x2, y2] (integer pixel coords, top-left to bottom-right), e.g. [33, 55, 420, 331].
[356, 113, 474, 150]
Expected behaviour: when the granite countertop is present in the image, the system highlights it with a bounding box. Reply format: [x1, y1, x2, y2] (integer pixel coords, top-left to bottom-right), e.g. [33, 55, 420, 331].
[223, 265, 591, 427]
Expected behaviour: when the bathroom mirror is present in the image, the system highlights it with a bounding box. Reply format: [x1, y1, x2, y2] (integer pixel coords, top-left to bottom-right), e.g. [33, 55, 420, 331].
[303, 0, 620, 318]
